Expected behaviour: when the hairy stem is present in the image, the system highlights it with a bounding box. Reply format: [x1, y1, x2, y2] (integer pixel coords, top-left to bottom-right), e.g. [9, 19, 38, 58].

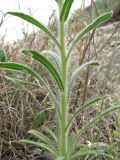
[60, 21, 67, 158]
[59, 0, 68, 158]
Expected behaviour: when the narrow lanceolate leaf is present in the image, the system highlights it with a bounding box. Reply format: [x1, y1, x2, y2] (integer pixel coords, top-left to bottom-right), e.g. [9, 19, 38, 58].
[22, 50, 64, 92]
[56, 157, 65, 160]
[68, 61, 99, 99]
[7, 12, 60, 49]
[0, 62, 41, 79]
[68, 105, 120, 151]
[0, 62, 47, 85]
[60, 0, 74, 22]
[70, 150, 114, 160]
[76, 142, 112, 152]
[0, 62, 54, 98]
[28, 130, 51, 144]
[65, 97, 104, 132]
[28, 130, 57, 150]
[67, 11, 113, 59]
[20, 140, 57, 156]
[80, 105, 120, 135]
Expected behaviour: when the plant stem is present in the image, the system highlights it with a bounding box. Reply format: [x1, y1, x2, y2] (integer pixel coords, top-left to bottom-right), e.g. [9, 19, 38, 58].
[60, 21, 68, 158]
[59, 1, 68, 158]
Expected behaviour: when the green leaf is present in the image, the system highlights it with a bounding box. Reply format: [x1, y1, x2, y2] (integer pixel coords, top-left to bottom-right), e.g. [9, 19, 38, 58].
[67, 132, 76, 157]
[45, 127, 57, 143]
[77, 142, 111, 150]
[0, 50, 7, 62]
[28, 129, 58, 153]
[67, 11, 113, 59]
[0, 62, 45, 84]
[20, 139, 57, 156]
[68, 105, 120, 152]
[56, 157, 65, 160]
[60, 0, 74, 22]
[28, 130, 50, 144]
[32, 110, 49, 129]
[70, 149, 115, 160]
[22, 50, 64, 92]
[65, 97, 104, 132]
[68, 61, 99, 100]
[80, 105, 120, 135]
[68, 105, 120, 153]
[76, 142, 116, 157]
[7, 12, 60, 49]
[0, 62, 55, 101]
[41, 50, 61, 74]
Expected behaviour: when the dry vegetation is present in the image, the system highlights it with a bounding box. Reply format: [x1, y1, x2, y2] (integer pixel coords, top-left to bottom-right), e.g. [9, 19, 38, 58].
[0, 0, 120, 159]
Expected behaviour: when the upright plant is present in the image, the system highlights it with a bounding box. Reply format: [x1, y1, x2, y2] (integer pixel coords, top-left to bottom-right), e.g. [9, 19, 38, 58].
[0, 0, 119, 159]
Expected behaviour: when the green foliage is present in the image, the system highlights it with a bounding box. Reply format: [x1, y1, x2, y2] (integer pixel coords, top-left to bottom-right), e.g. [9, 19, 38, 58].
[20, 139, 57, 156]
[68, 61, 100, 98]
[32, 110, 49, 129]
[67, 11, 113, 59]
[7, 12, 60, 49]
[65, 97, 104, 132]
[60, 0, 74, 22]
[0, 50, 7, 62]
[0, 62, 45, 83]
[70, 150, 115, 160]
[0, 1, 119, 160]
[22, 50, 64, 91]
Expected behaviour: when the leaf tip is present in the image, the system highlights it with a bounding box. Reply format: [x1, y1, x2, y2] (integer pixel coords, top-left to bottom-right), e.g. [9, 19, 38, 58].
[109, 10, 113, 16]
[22, 50, 30, 55]
[19, 140, 25, 143]
[28, 130, 34, 134]
[6, 11, 13, 15]
[107, 11, 113, 20]
[90, 61, 100, 66]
